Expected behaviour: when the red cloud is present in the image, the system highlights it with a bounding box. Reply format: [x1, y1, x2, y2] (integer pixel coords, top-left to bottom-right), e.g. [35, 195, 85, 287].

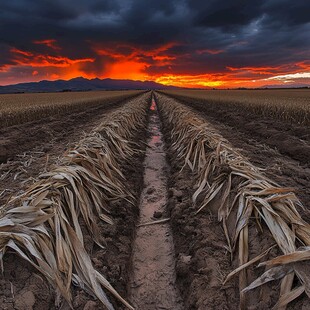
[1, 42, 309, 88]
[10, 47, 94, 68]
[196, 49, 224, 55]
[11, 48, 34, 57]
[33, 39, 61, 50]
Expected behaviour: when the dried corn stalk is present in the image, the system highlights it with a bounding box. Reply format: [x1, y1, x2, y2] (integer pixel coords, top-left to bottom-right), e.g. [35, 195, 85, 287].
[156, 92, 310, 309]
[0, 93, 150, 309]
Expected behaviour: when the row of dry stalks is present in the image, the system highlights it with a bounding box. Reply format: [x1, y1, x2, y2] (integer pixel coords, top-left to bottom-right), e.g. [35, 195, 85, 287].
[0, 93, 150, 309]
[156, 92, 310, 309]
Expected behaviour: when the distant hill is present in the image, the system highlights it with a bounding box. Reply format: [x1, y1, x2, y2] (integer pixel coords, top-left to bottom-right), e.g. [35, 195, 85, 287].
[0, 77, 180, 94]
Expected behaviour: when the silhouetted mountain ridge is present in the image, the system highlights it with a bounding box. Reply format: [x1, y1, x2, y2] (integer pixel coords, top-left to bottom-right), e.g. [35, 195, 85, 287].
[0, 77, 180, 93]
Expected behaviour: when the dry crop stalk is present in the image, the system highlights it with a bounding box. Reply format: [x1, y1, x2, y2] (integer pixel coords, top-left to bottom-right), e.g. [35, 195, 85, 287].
[0, 93, 150, 310]
[156, 92, 310, 309]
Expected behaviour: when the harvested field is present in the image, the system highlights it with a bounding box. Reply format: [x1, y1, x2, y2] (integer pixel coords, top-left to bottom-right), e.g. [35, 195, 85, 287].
[0, 90, 143, 128]
[0, 92, 150, 309]
[1, 89, 310, 310]
[163, 89, 310, 125]
[155, 91, 310, 310]
[160, 90, 310, 202]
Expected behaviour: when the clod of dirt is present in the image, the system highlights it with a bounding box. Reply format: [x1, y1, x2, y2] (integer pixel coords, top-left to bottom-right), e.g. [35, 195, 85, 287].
[179, 254, 192, 264]
[176, 254, 192, 276]
[169, 188, 183, 199]
[91, 257, 103, 269]
[153, 211, 163, 218]
[14, 290, 36, 310]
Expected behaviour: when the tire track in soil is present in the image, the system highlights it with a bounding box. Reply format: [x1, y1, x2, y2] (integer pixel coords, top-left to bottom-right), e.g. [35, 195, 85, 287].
[129, 97, 184, 310]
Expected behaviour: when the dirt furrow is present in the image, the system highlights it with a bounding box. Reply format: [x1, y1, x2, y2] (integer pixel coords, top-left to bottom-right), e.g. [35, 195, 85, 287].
[129, 97, 183, 310]
[154, 92, 238, 309]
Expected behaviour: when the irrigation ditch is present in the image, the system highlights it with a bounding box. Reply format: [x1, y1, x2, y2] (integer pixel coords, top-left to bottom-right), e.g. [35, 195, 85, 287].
[0, 90, 310, 310]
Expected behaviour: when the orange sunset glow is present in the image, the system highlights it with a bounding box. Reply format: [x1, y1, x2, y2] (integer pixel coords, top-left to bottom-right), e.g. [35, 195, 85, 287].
[1, 42, 309, 88]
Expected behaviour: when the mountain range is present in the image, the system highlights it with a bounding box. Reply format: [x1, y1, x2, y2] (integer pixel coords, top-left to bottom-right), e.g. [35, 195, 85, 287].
[0, 78, 308, 94]
[0, 77, 180, 94]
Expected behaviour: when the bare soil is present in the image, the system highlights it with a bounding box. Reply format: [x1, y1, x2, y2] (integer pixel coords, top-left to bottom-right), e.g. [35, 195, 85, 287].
[129, 98, 183, 309]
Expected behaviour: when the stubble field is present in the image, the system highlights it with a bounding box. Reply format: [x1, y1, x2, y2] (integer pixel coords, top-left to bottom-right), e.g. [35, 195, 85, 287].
[0, 89, 309, 310]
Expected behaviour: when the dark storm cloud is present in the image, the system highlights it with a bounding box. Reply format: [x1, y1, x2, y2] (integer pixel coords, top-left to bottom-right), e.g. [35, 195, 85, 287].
[0, 0, 309, 83]
[191, 0, 263, 30]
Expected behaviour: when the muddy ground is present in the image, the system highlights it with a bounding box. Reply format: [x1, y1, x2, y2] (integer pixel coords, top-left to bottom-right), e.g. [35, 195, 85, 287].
[0, 92, 150, 310]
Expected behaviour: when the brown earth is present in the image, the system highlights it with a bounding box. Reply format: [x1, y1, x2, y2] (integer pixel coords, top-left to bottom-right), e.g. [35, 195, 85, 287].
[157, 91, 310, 309]
[0, 92, 150, 310]
[129, 97, 183, 309]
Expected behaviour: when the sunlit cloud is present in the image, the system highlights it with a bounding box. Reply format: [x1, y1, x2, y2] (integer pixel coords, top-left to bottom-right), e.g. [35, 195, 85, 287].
[10, 48, 94, 68]
[264, 72, 310, 81]
[33, 39, 61, 51]
[90, 42, 179, 80]
[196, 49, 224, 55]
[155, 74, 226, 88]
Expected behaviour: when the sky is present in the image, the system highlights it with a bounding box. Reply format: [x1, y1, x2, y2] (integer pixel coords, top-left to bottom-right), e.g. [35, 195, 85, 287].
[0, 0, 309, 88]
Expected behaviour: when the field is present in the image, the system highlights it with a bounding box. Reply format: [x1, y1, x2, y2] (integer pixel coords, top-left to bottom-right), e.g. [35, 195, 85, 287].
[0, 89, 310, 309]
[0, 90, 143, 128]
[163, 89, 310, 125]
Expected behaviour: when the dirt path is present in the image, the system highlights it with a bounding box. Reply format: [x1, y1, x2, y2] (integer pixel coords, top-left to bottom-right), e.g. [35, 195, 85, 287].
[129, 97, 183, 310]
